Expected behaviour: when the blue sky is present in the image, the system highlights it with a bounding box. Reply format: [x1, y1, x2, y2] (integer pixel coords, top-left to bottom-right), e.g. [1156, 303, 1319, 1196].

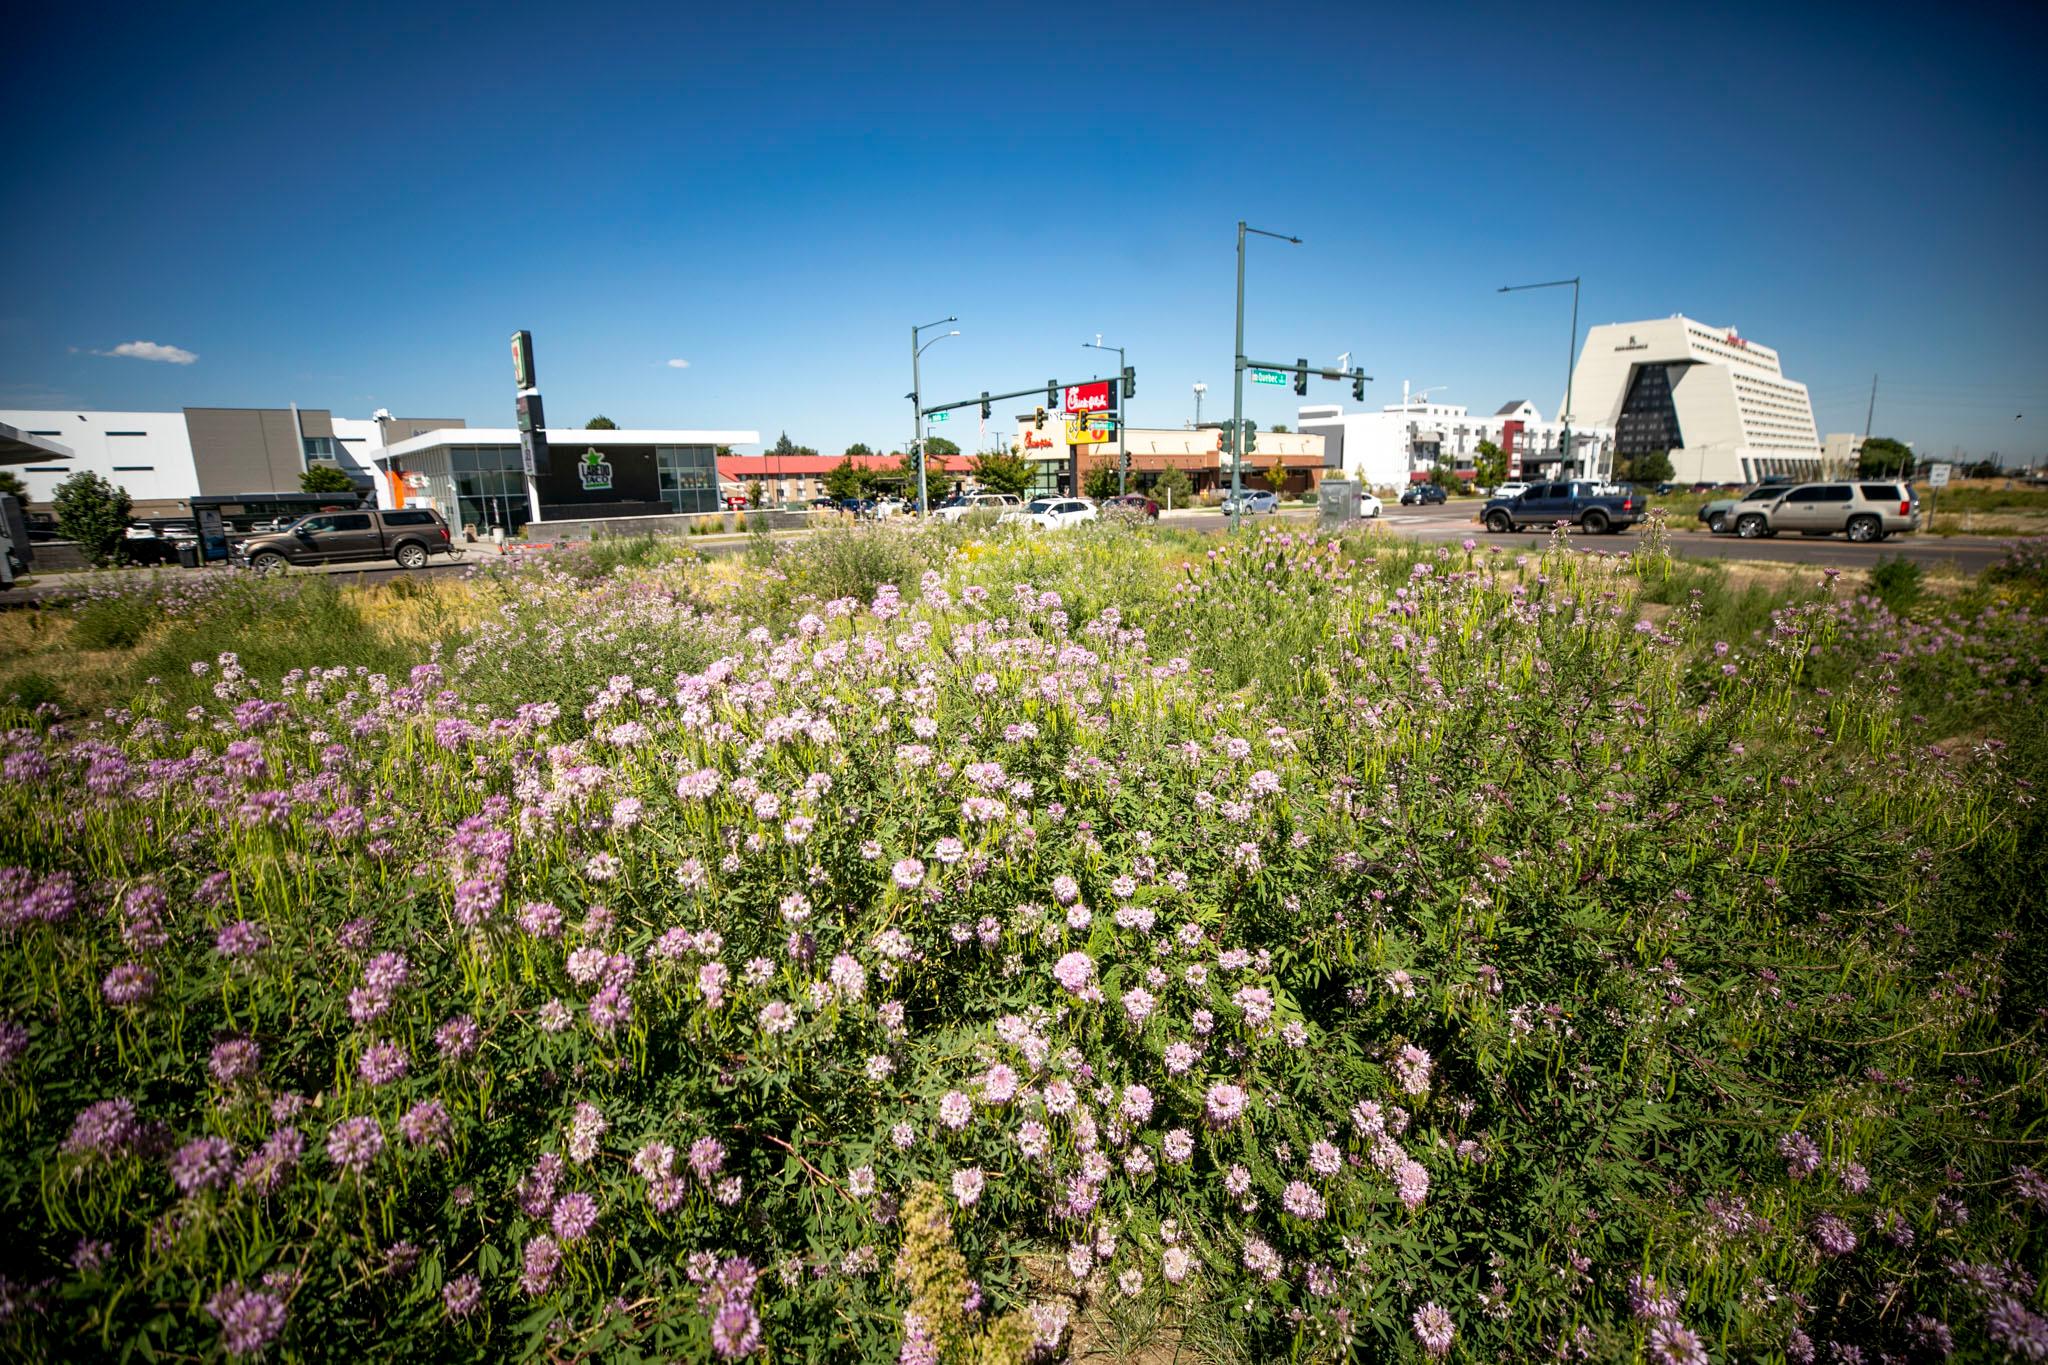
[3, 1, 2042, 462]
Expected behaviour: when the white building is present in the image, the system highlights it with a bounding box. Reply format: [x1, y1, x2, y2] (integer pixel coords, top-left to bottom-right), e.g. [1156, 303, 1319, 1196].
[0, 407, 466, 515]
[1566, 316, 1822, 485]
[1296, 399, 1613, 490]
[0, 411, 203, 512]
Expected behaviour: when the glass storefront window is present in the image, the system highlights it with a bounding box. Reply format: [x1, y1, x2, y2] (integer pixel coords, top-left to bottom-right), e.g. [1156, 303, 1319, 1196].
[657, 446, 718, 514]
[447, 445, 529, 536]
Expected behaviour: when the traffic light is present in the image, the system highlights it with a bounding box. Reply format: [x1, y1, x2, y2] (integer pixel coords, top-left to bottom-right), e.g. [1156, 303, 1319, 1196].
[1242, 419, 1257, 456]
[1047, 381, 1058, 410]
[1122, 365, 1135, 400]
[1293, 359, 1308, 397]
[1033, 406, 1047, 430]
[981, 392, 992, 420]
[1352, 371, 1367, 402]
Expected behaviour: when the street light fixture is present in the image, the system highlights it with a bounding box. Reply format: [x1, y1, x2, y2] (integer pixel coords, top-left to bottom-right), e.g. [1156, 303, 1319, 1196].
[1083, 337, 1128, 495]
[910, 318, 958, 517]
[1498, 277, 1581, 477]
[1232, 222, 1302, 530]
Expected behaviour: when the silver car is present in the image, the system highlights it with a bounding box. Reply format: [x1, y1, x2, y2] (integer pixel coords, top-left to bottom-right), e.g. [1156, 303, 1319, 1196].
[1734, 481, 1919, 542]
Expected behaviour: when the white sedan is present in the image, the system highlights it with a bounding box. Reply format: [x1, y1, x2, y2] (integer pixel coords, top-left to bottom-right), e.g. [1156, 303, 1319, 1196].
[1358, 491, 1383, 519]
[999, 497, 1099, 530]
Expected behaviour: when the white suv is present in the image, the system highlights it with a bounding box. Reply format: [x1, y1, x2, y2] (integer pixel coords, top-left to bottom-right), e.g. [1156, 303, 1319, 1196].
[934, 492, 1021, 524]
[1000, 497, 1098, 530]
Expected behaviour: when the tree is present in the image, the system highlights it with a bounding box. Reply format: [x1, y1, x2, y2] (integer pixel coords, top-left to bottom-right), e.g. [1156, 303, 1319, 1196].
[770, 431, 816, 458]
[1619, 449, 1673, 485]
[1263, 457, 1290, 493]
[715, 445, 734, 458]
[1153, 465, 1194, 509]
[747, 479, 767, 509]
[53, 470, 132, 566]
[1473, 439, 1509, 490]
[923, 436, 960, 457]
[1269, 424, 1289, 434]
[1082, 462, 1119, 501]
[0, 470, 26, 502]
[845, 443, 875, 457]
[1426, 463, 1456, 489]
[969, 449, 1033, 498]
[299, 464, 358, 494]
[822, 458, 870, 502]
[1859, 437, 1914, 478]
[585, 415, 618, 430]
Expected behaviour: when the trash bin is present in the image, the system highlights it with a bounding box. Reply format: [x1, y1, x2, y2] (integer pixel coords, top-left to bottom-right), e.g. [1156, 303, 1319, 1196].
[176, 540, 200, 569]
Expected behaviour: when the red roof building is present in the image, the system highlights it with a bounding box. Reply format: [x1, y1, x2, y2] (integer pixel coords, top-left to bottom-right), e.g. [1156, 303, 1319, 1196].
[715, 454, 979, 503]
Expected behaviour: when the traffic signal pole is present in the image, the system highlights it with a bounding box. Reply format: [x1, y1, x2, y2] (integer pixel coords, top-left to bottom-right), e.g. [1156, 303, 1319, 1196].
[1231, 222, 1246, 532]
[1232, 223, 1302, 531]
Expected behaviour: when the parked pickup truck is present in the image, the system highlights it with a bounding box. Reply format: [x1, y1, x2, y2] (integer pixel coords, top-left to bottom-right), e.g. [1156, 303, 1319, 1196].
[1480, 480, 1644, 535]
[233, 507, 456, 572]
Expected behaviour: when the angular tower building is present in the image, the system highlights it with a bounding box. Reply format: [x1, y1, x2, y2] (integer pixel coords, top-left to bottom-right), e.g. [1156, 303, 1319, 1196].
[1566, 316, 1822, 485]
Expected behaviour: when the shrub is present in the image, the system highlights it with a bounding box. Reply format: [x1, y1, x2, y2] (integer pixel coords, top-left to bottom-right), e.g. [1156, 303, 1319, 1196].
[1867, 555, 1923, 613]
[51, 470, 132, 565]
[0, 669, 63, 711]
[298, 465, 358, 494]
[70, 591, 162, 649]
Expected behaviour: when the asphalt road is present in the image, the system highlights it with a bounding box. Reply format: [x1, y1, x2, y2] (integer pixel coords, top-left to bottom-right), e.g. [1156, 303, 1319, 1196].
[1193, 504, 2020, 573]
[5, 512, 2025, 608]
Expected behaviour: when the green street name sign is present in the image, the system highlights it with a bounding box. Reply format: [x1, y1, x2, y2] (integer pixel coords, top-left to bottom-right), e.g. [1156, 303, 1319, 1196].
[929, 411, 949, 423]
[1251, 369, 1286, 386]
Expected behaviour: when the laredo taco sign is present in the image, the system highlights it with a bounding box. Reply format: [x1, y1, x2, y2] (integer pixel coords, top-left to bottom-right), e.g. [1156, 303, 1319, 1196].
[577, 449, 613, 492]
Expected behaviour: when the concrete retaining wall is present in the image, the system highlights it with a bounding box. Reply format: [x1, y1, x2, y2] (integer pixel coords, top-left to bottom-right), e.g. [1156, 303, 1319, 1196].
[532, 509, 811, 542]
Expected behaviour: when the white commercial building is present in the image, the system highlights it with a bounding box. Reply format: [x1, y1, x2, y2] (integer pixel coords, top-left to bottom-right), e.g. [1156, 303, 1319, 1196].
[0, 411, 204, 511]
[0, 407, 467, 515]
[1297, 400, 1613, 490]
[1566, 316, 1822, 486]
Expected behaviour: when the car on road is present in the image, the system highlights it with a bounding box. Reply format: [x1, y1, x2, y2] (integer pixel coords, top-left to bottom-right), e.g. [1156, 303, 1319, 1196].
[1488, 482, 1532, 503]
[1731, 481, 1918, 542]
[935, 492, 1023, 523]
[1219, 489, 1280, 515]
[233, 507, 456, 572]
[1101, 493, 1160, 520]
[1000, 497, 1098, 530]
[1481, 480, 1645, 535]
[1698, 484, 1791, 534]
[1357, 490, 1384, 518]
[1400, 483, 1448, 506]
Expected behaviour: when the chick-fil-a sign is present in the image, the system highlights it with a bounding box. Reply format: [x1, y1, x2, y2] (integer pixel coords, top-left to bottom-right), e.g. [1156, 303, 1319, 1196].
[1063, 381, 1114, 414]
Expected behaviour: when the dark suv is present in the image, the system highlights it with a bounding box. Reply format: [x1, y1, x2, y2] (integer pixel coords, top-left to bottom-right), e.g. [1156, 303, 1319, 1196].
[234, 507, 455, 572]
[1400, 484, 1448, 505]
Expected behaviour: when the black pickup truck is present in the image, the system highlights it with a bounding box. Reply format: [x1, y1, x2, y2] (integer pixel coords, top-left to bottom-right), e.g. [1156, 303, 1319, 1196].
[1480, 480, 1645, 535]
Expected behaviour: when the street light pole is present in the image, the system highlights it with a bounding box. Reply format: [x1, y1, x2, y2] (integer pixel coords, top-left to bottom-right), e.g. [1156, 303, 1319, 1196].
[1499, 277, 1581, 475]
[1084, 338, 1127, 495]
[1232, 221, 1302, 530]
[910, 317, 958, 518]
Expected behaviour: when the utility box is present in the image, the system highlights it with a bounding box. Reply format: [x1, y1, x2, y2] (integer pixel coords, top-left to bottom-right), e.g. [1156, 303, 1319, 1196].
[1318, 477, 1359, 529]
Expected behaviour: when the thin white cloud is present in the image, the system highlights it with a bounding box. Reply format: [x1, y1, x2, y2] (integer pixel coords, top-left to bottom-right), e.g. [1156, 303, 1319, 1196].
[665, 358, 690, 369]
[95, 340, 198, 365]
